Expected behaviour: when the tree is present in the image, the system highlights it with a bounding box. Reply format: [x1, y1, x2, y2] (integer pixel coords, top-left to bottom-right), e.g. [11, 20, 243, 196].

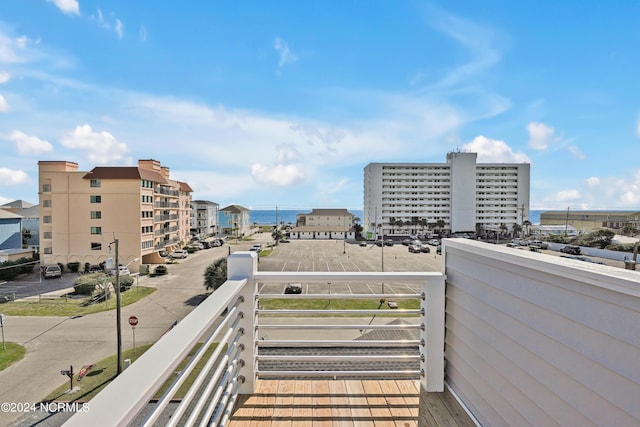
[410, 217, 420, 234]
[512, 224, 522, 238]
[499, 223, 508, 237]
[272, 228, 283, 243]
[353, 223, 363, 238]
[204, 258, 227, 291]
[388, 217, 396, 236]
[21, 228, 32, 248]
[523, 220, 532, 237]
[436, 220, 446, 234]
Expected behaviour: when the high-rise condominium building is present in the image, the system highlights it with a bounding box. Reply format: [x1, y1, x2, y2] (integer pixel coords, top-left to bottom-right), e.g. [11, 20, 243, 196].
[363, 152, 530, 238]
[38, 159, 193, 271]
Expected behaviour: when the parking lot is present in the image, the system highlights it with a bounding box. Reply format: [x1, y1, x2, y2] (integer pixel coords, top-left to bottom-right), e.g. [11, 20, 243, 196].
[256, 239, 442, 295]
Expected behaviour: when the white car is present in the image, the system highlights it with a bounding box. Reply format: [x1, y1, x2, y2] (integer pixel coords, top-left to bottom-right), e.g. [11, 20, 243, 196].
[171, 250, 188, 259]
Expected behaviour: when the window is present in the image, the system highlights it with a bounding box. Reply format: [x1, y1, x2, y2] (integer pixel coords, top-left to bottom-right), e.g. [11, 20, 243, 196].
[91, 242, 102, 250]
[142, 195, 153, 203]
[43, 199, 52, 208]
[141, 179, 153, 188]
[91, 227, 102, 235]
[43, 231, 52, 239]
[91, 211, 102, 219]
[90, 195, 102, 203]
[90, 179, 101, 187]
[43, 216, 52, 223]
[42, 184, 51, 192]
[43, 247, 52, 254]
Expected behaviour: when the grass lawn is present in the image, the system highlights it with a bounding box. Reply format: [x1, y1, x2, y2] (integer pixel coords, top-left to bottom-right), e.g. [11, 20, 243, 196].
[0, 342, 26, 371]
[0, 286, 156, 317]
[45, 342, 220, 402]
[259, 298, 420, 315]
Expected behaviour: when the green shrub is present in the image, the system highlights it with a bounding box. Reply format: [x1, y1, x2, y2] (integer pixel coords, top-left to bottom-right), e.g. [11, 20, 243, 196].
[73, 273, 104, 295]
[16, 257, 35, 274]
[67, 262, 81, 272]
[119, 276, 134, 291]
[154, 265, 168, 276]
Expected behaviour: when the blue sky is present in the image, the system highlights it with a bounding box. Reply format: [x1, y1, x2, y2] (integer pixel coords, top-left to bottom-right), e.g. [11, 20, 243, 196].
[1, 1, 640, 211]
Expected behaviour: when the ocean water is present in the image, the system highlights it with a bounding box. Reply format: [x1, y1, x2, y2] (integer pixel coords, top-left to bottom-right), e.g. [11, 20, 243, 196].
[250, 209, 542, 225]
[250, 209, 364, 225]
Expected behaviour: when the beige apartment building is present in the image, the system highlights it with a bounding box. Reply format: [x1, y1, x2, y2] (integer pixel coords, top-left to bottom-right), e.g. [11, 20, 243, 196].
[38, 159, 193, 271]
[290, 208, 356, 239]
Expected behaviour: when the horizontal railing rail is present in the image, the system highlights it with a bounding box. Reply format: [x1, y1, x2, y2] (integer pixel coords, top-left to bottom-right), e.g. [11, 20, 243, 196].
[63, 279, 248, 427]
[64, 251, 445, 426]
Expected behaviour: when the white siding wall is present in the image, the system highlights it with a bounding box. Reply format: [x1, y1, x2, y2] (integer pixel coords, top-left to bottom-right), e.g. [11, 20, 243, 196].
[443, 238, 640, 427]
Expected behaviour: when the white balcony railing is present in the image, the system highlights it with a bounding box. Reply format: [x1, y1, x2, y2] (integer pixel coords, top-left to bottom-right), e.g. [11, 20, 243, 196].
[63, 251, 445, 426]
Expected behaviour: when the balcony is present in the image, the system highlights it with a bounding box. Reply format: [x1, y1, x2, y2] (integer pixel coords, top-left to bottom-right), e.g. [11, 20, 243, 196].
[154, 186, 179, 197]
[63, 240, 640, 426]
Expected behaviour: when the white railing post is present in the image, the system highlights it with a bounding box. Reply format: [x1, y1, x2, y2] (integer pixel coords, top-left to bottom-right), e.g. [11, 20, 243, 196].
[227, 251, 257, 394]
[421, 275, 445, 392]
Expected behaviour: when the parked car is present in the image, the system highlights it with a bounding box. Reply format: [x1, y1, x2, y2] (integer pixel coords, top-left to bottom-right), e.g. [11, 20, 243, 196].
[427, 239, 440, 246]
[109, 265, 130, 276]
[42, 264, 62, 279]
[420, 245, 431, 253]
[284, 283, 302, 294]
[408, 244, 421, 253]
[279, 239, 290, 243]
[560, 245, 581, 255]
[436, 245, 442, 255]
[359, 241, 367, 247]
[170, 249, 188, 259]
[250, 244, 262, 252]
[384, 239, 394, 246]
[402, 239, 413, 246]
[528, 240, 549, 250]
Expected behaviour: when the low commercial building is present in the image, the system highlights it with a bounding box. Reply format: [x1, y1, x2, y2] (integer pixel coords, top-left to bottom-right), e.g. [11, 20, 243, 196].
[540, 210, 640, 234]
[289, 209, 356, 239]
[1, 200, 40, 252]
[0, 209, 22, 250]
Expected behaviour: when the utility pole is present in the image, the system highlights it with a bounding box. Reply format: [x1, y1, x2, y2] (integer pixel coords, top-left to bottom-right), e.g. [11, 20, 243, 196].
[564, 206, 570, 237]
[114, 237, 123, 376]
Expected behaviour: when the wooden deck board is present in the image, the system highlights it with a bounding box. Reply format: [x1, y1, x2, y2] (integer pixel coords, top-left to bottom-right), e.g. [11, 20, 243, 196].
[229, 379, 473, 427]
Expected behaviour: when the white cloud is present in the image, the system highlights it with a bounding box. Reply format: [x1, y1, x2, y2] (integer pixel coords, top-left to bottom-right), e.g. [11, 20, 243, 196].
[0, 95, 8, 112]
[9, 130, 54, 154]
[567, 145, 585, 160]
[423, 4, 504, 89]
[0, 72, 9, 84]
[139, 25, 148, 42]
[61, 124, 130, 164]
[554, 189, 581, 202]
[273, 37, 297, 69]
[251, 163, 305, 186]
[462, 135, 530, 163]
[0, 168, 29, 185]
[48, 0, 80, 15]
[586, 176, 600, 187]
[527, 121, 555, 150]
[90, 9, 124, 39]
[115, 19, 124, 39]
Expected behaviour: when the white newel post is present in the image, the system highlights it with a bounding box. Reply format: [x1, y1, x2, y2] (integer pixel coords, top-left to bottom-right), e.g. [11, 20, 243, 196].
[421, 274, 445, 392]
[227, 251, 257, 394]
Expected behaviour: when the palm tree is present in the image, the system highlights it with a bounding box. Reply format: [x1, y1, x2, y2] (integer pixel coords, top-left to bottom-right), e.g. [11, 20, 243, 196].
[204, 258, 227, 291]
[523, 220, 532, 237]
[410, 217, 420, 234]
[436, 219, 446, 235]
[388, 217, 396, 236]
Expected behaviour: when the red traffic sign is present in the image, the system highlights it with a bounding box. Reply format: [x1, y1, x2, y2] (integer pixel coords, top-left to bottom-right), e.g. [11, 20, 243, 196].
[128, 316, 139, 326]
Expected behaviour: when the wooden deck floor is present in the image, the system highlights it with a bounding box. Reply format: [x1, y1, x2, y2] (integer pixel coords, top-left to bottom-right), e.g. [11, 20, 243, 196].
[228, 379, 476, 427]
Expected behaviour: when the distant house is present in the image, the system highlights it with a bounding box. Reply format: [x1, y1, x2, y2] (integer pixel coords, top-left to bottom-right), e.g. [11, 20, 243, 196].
[191, 200, 220, 238]
[1, 200, 39, 251]
[541, 210, 640, 234]
[290, 208, 356, 240]
[219, 205, 251, 238]
[0, 209, 23, 250]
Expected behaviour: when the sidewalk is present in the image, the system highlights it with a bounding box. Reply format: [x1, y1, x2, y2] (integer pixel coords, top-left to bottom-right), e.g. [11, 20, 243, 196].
[0, 247, 218, 427]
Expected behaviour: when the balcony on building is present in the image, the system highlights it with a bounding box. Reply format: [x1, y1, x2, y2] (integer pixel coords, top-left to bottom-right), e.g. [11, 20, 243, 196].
[63, 239, 640, 427]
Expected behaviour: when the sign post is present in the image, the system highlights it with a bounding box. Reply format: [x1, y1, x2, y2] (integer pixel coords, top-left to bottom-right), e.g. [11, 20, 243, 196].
[128, 316, 138, 355]
[0, 314, 5, 351]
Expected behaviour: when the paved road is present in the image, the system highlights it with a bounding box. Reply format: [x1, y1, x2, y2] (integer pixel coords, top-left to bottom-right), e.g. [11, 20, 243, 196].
[0, 238, 265, 427]
[1, 236, 441, 426]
